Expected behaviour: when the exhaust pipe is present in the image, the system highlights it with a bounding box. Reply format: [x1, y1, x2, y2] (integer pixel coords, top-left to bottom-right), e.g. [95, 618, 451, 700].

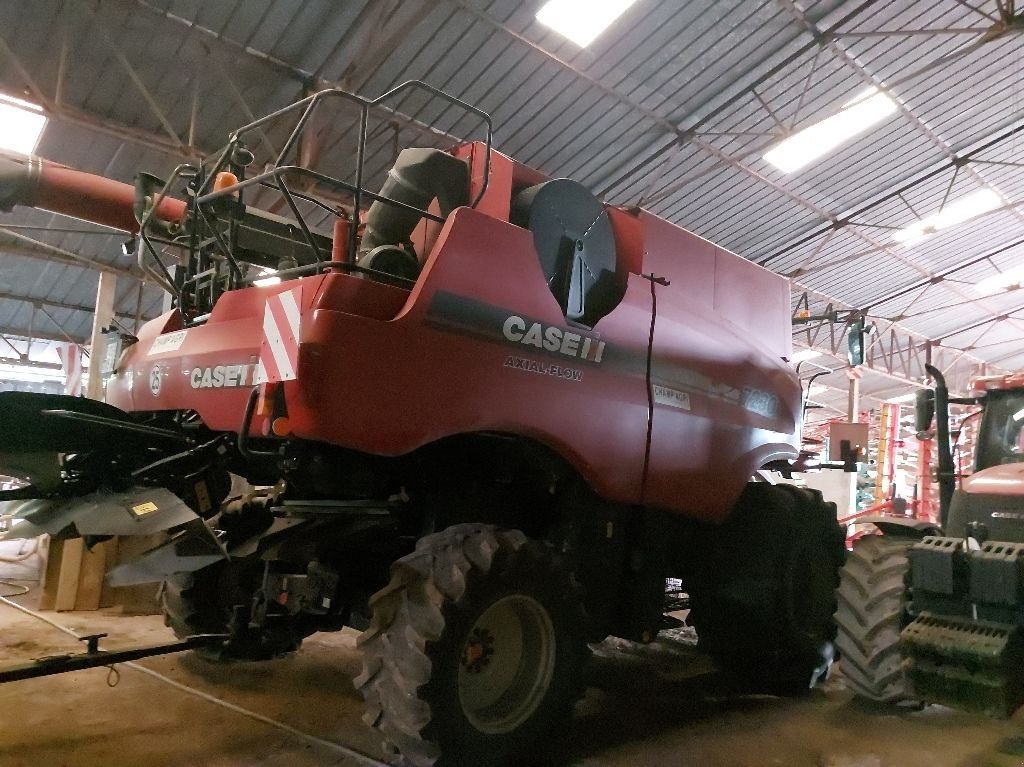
[925, 363, 956, 527]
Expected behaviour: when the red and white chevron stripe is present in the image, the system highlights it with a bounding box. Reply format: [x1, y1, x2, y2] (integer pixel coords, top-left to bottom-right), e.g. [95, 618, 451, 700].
[58, 342, 83, 396]
[254, 286, 302, 384]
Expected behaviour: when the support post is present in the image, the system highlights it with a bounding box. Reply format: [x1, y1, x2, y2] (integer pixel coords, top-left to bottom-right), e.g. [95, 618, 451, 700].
[57, 342, 83, 396]
[85, 272, 117, 400]
[843, 371, 863, 517]
[847, 373, 861, 423]
[50, 272, 117, 611]
[875, 403, 901, 502]
[916, 434, 936, 523]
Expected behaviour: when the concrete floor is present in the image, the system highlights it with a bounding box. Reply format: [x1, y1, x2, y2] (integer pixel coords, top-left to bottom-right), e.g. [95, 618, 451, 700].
[1, 567, 1024, 767]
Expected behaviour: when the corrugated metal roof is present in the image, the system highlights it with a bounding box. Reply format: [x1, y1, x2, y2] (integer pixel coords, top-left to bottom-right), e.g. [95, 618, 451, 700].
[0, 0, 1021, 418]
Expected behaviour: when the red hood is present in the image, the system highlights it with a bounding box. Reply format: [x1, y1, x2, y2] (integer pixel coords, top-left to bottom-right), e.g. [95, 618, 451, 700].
[962, 464, 1024, 496]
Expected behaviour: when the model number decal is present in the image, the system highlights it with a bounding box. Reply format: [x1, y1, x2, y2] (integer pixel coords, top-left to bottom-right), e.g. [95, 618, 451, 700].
[148, 330, 188, 355]
[742, 389, 778, 418]
[189, 364, 253, 389]
[653, 385, 691, 411]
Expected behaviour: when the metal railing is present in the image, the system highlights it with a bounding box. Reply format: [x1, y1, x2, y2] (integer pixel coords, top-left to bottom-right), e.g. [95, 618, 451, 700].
[138, 81, 492, 318]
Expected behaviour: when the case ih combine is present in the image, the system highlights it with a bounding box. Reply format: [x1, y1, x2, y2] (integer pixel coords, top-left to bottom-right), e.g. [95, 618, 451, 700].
[837, 365, 1024, 718]
[0, 83, 844, 766]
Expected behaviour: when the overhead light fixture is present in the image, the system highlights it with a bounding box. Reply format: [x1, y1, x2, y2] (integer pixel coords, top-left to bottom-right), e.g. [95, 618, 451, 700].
[893, 189, 1003, 247]
[763, 87, 898, 174]
[0, 94, 47, 155]
[0, 363, 64, 384]
[790, 348, 822, 363]
[975, 263, 1024, 295]
[253, 268, 280, 287]
[535, 0, 638, 47]
[885, 391, 918, 403]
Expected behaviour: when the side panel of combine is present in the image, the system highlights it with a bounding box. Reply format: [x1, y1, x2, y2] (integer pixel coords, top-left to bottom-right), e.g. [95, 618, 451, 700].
[640, 213, 801, 519]
[294, 207, 653, 506]
[108, 202, 800, 521]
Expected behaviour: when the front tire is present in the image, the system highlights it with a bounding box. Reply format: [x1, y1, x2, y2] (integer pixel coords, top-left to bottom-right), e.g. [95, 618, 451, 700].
[161, 560, 309, 662]
[684, 483, 846, 693]
[355, 524, 587, 767]
[834, 535, 913, 703]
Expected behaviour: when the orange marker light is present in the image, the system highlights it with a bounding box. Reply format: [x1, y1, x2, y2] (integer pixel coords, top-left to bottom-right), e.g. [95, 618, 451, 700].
[272, 416, 291, 437]
[213, 171, 239, 195]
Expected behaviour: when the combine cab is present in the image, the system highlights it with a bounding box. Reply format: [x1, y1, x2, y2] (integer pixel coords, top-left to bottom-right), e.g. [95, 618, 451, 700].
[837, 365, 1024, 717]
[0, 83, 845, 766]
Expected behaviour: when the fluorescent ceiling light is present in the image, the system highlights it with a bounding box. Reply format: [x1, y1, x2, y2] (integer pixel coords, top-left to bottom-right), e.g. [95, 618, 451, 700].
[975, 263, 1024, 295]
[885, 391, 918, 403]
[0, 94, 46, 155]
[253, 268, 280, 287]
[790, 348, 822, 363]
[0, 363, 64, 384]
[893, 189, 1002, 247]
[536, 0, 638, 47]
[763, 88, 897, 174]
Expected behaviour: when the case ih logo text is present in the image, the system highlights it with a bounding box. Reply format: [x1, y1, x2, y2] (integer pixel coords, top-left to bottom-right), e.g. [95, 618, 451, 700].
[423, 292, 609, 366]
[501, 315, 605, 362]
[190, 364, 253, 389]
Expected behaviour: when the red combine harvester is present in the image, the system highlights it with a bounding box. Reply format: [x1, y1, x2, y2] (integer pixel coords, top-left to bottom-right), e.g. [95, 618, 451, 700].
[0, 83, 844, 767]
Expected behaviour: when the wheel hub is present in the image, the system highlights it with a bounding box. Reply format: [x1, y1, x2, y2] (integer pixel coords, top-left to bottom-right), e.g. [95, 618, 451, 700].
[461, 627, 495, 673]
[457, 594, 557, 735]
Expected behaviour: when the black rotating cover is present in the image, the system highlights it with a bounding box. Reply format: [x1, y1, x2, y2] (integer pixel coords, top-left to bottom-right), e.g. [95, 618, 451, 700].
[511, 179, 622, 326]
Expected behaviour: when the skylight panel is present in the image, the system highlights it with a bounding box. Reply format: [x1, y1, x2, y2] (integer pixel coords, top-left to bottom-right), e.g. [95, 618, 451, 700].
[763, 88, 897, 174]
[975, 262, 1024, 295]
[536, 0, 638, 47]
[893, 189, 1002, 247]
[0, 94, 46, 155]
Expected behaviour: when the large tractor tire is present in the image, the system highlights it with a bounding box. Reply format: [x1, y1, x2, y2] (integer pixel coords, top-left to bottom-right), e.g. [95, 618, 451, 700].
[162, 560, 310, 662]
[684, 483, 846, 694]
[834, 535, 913, 703]
[355, 524, 587, 767]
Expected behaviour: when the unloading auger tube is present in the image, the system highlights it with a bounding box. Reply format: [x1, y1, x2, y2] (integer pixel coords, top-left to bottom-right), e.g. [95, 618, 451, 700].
[0, 151, 186, 232]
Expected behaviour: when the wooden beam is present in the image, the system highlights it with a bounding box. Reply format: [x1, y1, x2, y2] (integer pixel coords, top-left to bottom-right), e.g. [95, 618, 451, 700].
[74, 541, 109, 611]
[53, 538, 84, 611]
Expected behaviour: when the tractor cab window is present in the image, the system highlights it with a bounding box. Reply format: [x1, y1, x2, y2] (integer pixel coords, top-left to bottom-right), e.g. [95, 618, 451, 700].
[976, 390, 1024, 470]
